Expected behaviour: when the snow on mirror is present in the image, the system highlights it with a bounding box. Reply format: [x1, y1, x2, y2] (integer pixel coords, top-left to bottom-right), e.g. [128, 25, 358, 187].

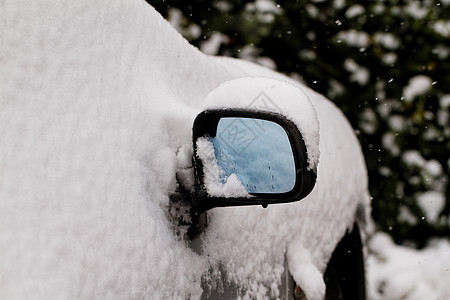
[197, 117, 296, 197]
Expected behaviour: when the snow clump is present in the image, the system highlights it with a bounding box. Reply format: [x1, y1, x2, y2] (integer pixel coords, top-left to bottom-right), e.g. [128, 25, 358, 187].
[403, 75, 433, 101]
[196, 137, 250, 198]
[416, 191, 445, 223]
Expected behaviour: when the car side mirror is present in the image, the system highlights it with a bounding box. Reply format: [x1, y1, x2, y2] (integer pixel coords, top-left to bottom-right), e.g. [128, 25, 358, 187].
[190, 109, 316, 214]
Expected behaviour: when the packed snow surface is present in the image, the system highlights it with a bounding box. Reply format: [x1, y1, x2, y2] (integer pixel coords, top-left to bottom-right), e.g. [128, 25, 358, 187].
[0, 0, 370, 299]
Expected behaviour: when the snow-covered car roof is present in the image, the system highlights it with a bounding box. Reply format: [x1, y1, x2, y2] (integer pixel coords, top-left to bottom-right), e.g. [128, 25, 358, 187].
[0, 1, 371, 299]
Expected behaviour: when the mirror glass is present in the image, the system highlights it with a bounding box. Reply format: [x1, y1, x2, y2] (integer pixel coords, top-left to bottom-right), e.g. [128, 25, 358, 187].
[209, 117, 296, 194]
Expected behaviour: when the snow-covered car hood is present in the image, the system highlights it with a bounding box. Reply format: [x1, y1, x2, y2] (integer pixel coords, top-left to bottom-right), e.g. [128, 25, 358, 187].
[0, 1, 371, 299]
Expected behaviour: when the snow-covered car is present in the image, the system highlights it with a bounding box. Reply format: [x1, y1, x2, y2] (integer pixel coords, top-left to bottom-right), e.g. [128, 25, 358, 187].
[0, 1, 372, 299]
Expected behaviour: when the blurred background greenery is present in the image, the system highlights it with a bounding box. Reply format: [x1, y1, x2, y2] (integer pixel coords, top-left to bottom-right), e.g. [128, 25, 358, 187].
[148, 0, 449, 248]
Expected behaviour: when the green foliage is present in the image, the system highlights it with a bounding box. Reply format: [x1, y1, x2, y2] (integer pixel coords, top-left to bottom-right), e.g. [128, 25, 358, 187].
[149, 0, 450, 247]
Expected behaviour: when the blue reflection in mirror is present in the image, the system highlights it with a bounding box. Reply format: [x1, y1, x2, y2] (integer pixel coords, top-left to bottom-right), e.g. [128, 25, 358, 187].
[210, 118, 296, 194]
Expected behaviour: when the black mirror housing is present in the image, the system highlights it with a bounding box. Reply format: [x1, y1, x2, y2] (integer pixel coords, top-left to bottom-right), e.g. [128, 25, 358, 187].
[190, 109, 316, 213]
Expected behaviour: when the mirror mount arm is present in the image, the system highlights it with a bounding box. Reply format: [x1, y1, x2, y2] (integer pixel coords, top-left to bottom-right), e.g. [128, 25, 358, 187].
[169, 188, 209, 239]
[187, 205, 208, 239]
